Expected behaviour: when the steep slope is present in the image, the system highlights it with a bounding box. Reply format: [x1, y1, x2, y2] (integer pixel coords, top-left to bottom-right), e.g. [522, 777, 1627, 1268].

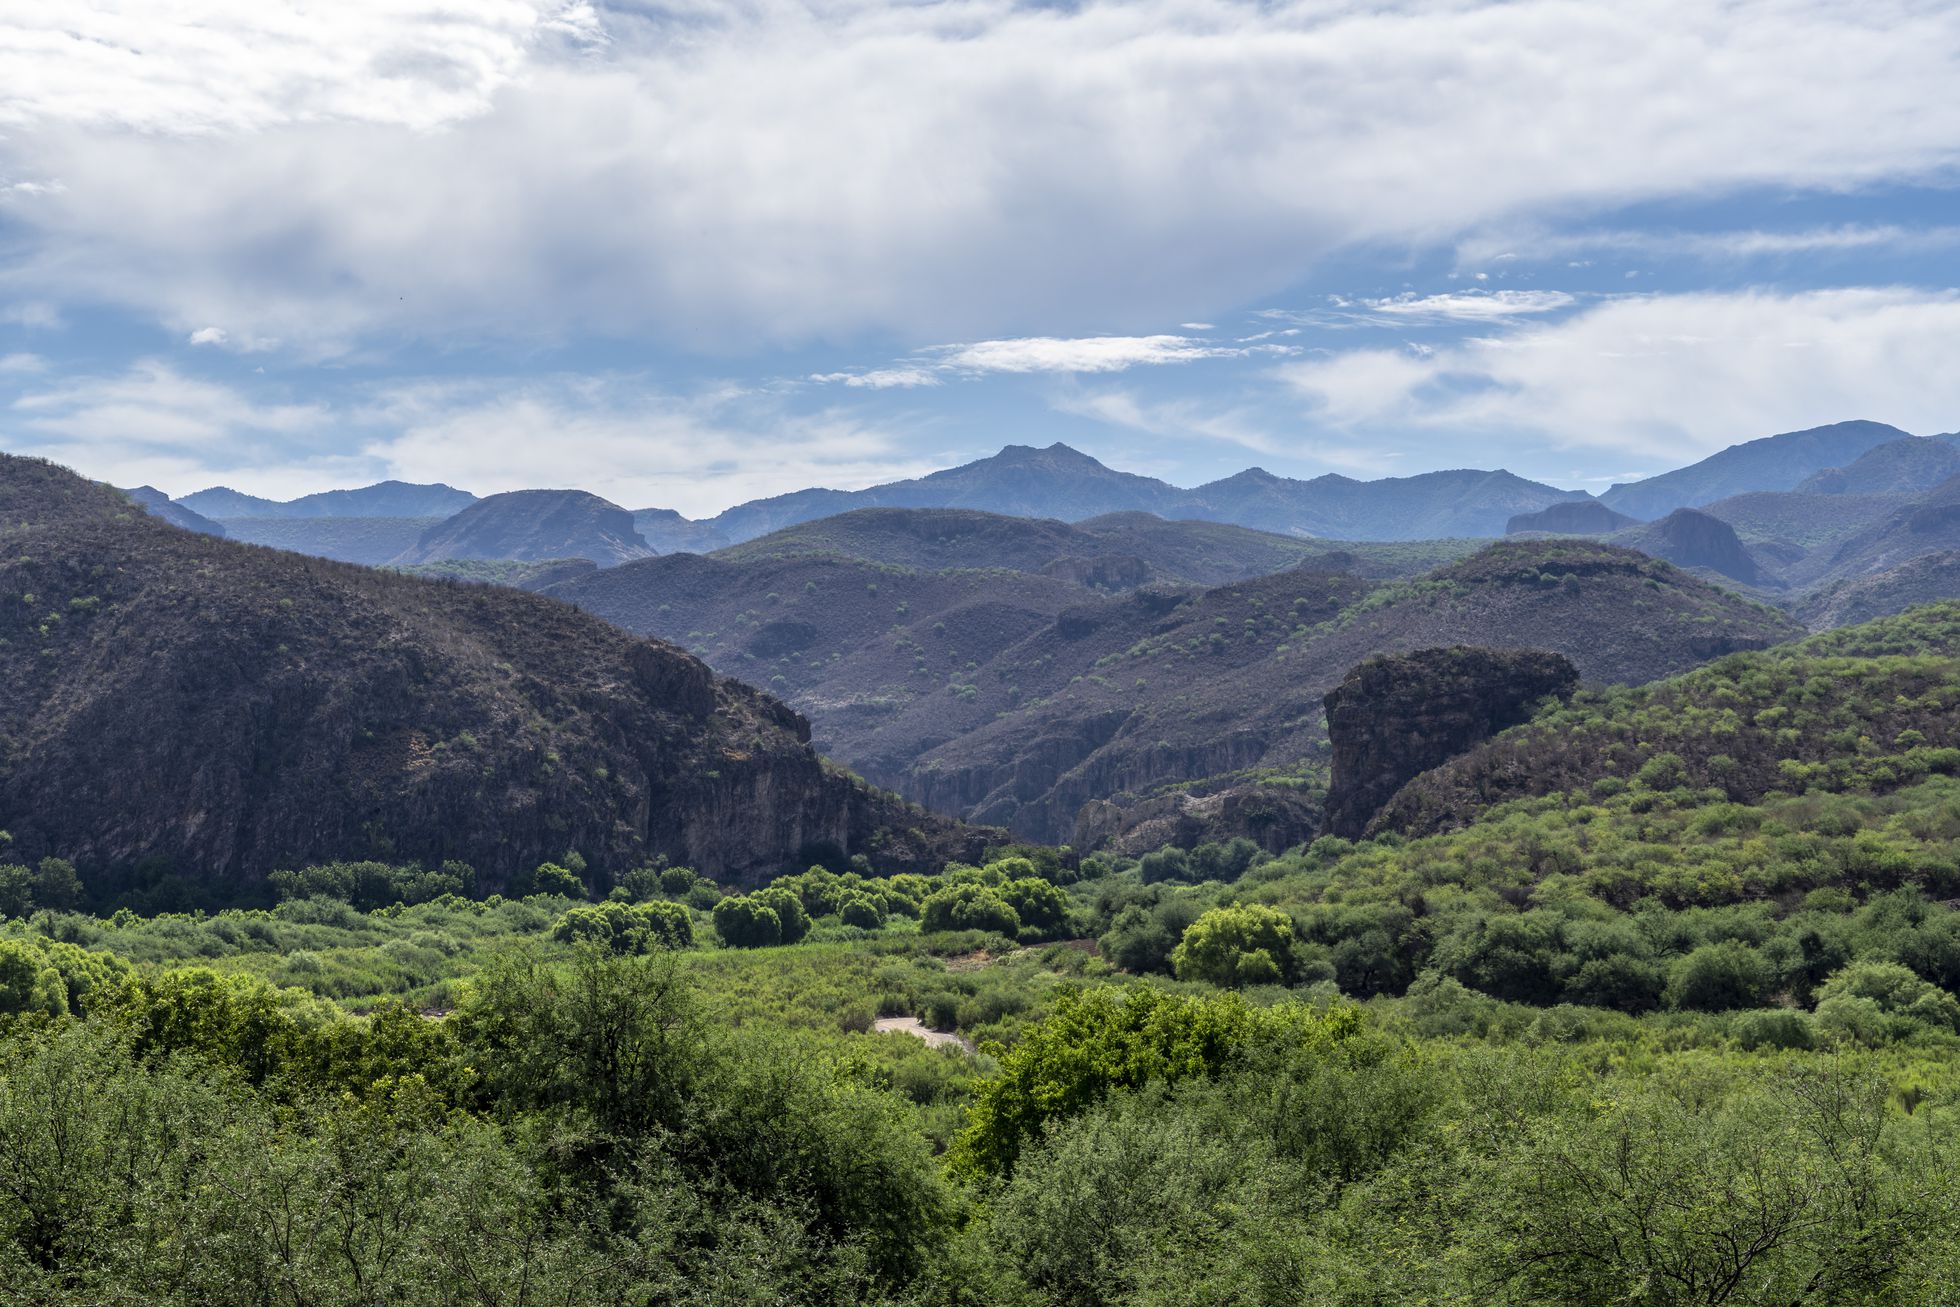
[1796, 436, 1960, 495]
[120, 486, 226, 537]
[181, 480, 477, 520]
[1371, 602, 1960, 839]
[396, 490, 654, 567]
[224, 516, 443, 565]
[1506, 500, 1636, 536]
[1598, 420, 1911, 520]
[1609, 508, 1768, 586]
[0, 455, 981, 892]
[1803, 475, 1960, 588]
[857, 542, 1796, 842]
[1798, 551, 1960, 630]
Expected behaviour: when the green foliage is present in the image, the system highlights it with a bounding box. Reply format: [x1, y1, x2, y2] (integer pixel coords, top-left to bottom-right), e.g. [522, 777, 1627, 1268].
[268, 859, 476, 910]
[552, 899, 693, 953]
[514, 860, 587, 900]
[948, 985, 1360, 1178]
[921, 883, 1021, 936]
[712, 895, 782, 948]
[1170, 904, 1305, 988]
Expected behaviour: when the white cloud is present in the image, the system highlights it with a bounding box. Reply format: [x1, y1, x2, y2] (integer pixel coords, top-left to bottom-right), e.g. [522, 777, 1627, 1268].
[1459, 222, 1960, 268]
[1275, 286, 1960, 464]
[934, 335, 1248, 374]
[1054, 384, 1396, 475]
[1281, 289, 1580, 326]
[809, 367, 942, 389]
[3, 1, 1959, 351]
[0, 353, 46, 375]
[187, 326, 227, 346]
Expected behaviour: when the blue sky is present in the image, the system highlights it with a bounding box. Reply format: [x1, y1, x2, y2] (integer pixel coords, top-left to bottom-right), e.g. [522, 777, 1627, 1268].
[3, 0, 1959, 516]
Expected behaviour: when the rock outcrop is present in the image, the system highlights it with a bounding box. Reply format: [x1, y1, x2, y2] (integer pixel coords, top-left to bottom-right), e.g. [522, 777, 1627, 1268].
[0, 455, 987, 896]
[1619, 508, 1765, 585]
[1322, 646, 1579, 838]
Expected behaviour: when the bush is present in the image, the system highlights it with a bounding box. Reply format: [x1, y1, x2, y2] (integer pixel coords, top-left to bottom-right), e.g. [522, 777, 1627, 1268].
[1668, 941, 1772, 1012]
[553, 900, 693, 954]
[921, 885, 1021, 936]
[1170, 905, 1302, 988]
[713, 896, 782, 948]
[753, 887, 811, 944]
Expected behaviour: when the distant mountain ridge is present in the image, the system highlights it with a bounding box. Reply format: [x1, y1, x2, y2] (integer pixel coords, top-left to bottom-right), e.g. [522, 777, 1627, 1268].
[181, 480, 478, 520]
[1598, 421, 1919, 520]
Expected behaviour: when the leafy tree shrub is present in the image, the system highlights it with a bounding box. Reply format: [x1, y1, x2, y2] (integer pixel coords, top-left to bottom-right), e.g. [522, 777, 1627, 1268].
[1562, 954, 1667, 1014]
[269, 860, 476, 910]
[1137, 847, 1194, 885]
[837, 893, 885, 930]
[1170, 905, 1302, 988]
[1001, 877, 1071, 940]
[752, 887, 811, 943]
[949, 984, 1360, 1177]
[1815, 961, 1960, 1036]
[1432, 913, 1568, 1006]
[658, 865, 699, 896]
[920, 884, 1021, 936]
[552, 901, 693, 954]
[712, 897, 782, 948]
[1667, 940, 1772, 1011]
[1099, 905, 1179, 974]
[1732, 1008, 1818, 1051]
[515, 861, 587, 901]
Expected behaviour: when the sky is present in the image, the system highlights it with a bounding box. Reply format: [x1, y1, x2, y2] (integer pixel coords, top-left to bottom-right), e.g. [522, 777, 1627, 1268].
[2, 0, 1959, 517]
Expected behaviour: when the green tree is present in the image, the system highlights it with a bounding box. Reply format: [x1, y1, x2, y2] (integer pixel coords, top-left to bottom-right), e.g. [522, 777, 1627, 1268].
[921, 884, 1021, 936]
[1171, 904, 1301, 988]
[712, 896, 782, 948]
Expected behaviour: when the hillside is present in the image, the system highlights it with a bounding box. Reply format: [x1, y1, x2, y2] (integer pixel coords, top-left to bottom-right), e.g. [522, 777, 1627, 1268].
[633, 507, 734, 554]
[1598, 420, 1911, 519]
[559, 537, 1796, 845]
[1697, 489, 1905, 552]
[181, 479, 477, 520]
[395, 489, 655, 567]
[1369, 601, 1960, 838]
[1797, 551, 1960, 630]
[707, 506, 1477, 587]
[1797, 474, 1960, 590]
[873, 541, 1798, 842]
[1795, 436, 1960, 495]
[0, 454, 982, 892]
[223, 515, 444, 565]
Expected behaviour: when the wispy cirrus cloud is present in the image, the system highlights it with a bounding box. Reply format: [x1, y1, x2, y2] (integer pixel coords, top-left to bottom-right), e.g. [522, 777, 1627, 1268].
[1457, 222, 1960, 269]
[809, 332, 1298, 389]
[1271, 290, 1581, 328]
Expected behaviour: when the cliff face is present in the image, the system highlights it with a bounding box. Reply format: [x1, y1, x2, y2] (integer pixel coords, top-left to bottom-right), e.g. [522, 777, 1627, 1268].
[1322, 646, 1579, 838]
[0, 456, 983, 893]
[1506, 500, 1636, 536]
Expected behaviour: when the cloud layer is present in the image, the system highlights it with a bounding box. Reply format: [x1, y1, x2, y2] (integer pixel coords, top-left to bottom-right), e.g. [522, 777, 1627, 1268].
[5, 1, 1959, 352]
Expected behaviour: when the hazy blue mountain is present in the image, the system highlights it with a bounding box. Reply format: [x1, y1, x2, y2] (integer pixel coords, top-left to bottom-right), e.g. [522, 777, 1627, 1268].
[180, 480, 477, 520]
[119, 485, 226, 537]
[632, 508, 734, 554]
[1795, 437, 1960, 496]
[223, 516, 446, 565]
[394, 489, 654, 567]
[698, 442, 1582, 544]
[1598, 420, 1912, 520]
[1182, 466, 1584, 539]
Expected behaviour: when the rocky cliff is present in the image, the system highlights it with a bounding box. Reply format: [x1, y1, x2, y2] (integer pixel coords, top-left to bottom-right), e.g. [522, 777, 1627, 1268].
[0, 455, 985, 895]
[1322, 646, 1579, 838]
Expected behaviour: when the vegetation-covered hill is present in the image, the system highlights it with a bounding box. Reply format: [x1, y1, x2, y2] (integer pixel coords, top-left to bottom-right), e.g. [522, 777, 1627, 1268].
[1598, 419, 1912, 519]
[1607, 507, 1769, 585]
[1371, 601, 1960, 836]
[0, 455, 981, 893]
[394, 489, 655, 567]
[1504, 498, 1636, 535]
[119, 485, 226, 536]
